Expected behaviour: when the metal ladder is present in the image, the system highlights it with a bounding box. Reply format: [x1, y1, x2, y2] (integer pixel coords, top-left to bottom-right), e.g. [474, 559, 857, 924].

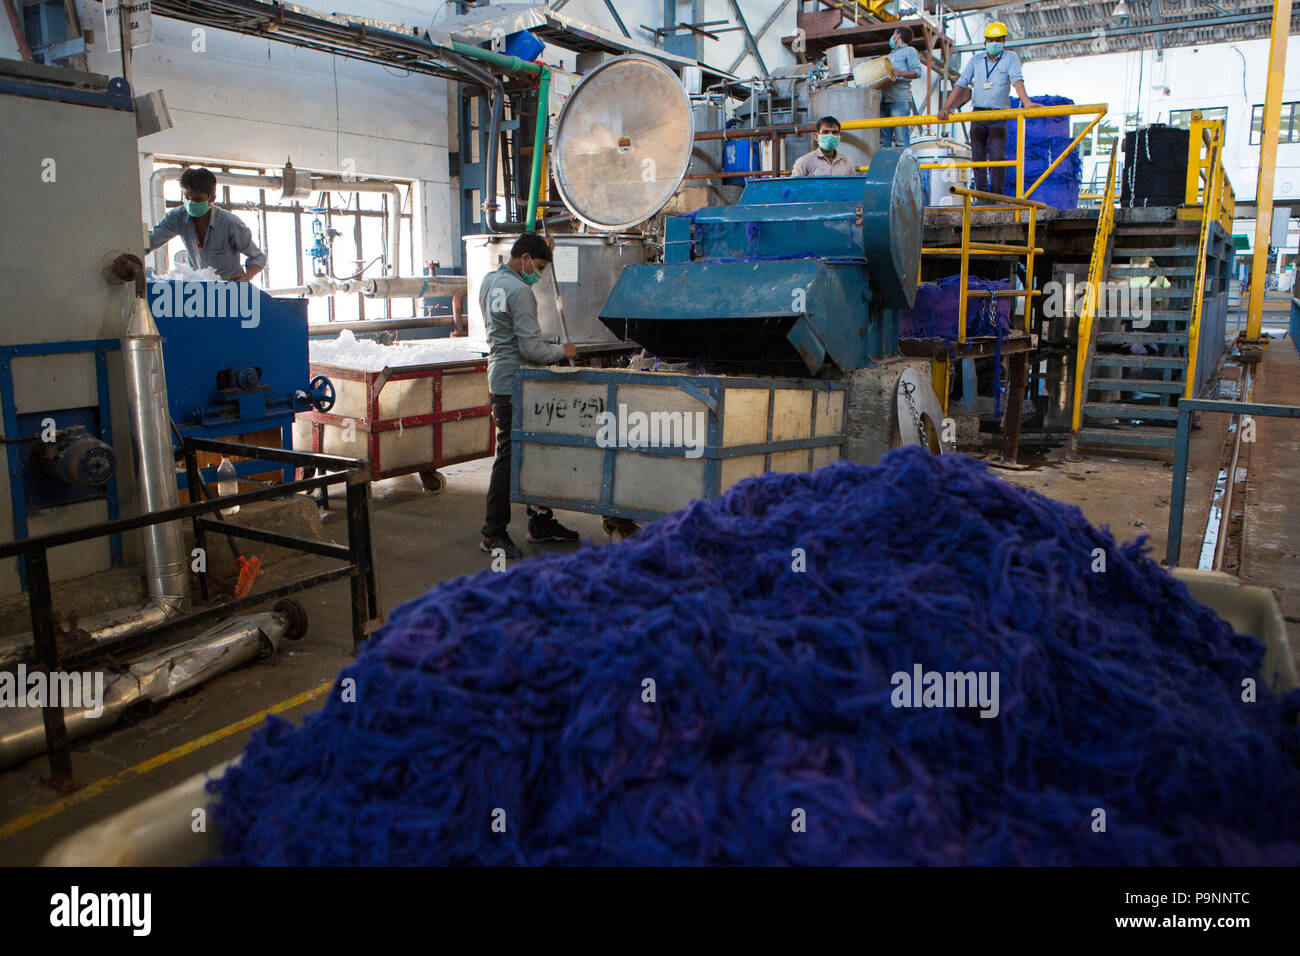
[1073, 120, 1227, 455]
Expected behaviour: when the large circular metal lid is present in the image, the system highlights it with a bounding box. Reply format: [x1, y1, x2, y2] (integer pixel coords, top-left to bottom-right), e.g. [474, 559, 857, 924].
[861, 147, 924, 309]
[552, 55, 695, 231]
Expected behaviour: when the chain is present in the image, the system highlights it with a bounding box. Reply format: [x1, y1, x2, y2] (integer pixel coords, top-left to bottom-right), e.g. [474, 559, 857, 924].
[901, 380, 928, 447]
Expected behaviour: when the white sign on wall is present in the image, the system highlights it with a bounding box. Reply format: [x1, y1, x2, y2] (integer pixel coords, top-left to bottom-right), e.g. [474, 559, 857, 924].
[552, 245, 580, 284]
[104, 0, 153, 52]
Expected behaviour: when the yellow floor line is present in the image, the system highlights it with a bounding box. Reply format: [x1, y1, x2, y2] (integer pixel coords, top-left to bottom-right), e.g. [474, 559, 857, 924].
[0, 679, 334, 842]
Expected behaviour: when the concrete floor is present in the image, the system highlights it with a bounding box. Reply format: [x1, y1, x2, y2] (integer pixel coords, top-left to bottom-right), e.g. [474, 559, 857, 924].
[1, 342, 1296, 865]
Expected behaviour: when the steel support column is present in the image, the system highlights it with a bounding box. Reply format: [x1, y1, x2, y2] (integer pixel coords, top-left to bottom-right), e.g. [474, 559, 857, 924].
[1247, 0, 1293, 342]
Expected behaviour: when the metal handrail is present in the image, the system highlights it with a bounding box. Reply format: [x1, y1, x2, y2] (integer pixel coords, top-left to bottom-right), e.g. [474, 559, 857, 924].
[838, 103, 1108, 200]
[1185, 126, 1226, 399]
[919, 186, 1042, 345]
[697, 103, 1109, 199]
[1070, 147, 1120, 435]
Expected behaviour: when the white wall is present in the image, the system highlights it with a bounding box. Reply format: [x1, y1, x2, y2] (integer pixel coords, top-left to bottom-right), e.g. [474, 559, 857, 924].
[76, 0, 453, 267]
[1019, 36, 1300, 204]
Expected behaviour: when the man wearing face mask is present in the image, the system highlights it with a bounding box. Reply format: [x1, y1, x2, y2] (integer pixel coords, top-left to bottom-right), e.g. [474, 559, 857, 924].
[880, 27, 922, 148]
[145, 167, 266, 280]
[479, 232, 580, 558]
[938, 21, 1038, 199]
[791, 116, 855, 176]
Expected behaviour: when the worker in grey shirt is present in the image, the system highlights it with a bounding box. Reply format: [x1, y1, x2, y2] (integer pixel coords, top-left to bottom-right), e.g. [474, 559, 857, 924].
[147, 166, 266, 280]
[939, 21, 1037, 199]
[479, 232, 579, 558]
[791, 116, 856, 176]
[880, 26, 922, 148]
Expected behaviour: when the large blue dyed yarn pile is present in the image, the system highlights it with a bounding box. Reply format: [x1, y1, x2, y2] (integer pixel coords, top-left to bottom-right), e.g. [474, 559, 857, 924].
[211, 448, 1300, 865]
[901, 275, 1012, 339]
[1002, 94, 1083, 209]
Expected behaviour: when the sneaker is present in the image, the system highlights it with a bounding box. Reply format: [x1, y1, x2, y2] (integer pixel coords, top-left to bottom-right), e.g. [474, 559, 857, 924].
[526, 515, 580, 544]
[480, 533, 522, 559]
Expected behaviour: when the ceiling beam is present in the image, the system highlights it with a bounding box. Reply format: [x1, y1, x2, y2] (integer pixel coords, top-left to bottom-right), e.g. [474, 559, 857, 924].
[950, 10, 1279, 52]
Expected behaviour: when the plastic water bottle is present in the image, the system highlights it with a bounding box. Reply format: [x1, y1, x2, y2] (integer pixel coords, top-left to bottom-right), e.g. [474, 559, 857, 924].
[216, 457, 240, 516]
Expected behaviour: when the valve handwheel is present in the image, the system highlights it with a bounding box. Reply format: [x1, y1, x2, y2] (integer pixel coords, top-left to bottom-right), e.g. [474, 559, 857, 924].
[309, 375, 336, 413]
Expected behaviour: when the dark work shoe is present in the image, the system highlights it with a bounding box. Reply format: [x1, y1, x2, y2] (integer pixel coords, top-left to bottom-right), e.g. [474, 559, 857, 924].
[480, 533, 522, 559]
[526, 516, 580, 544]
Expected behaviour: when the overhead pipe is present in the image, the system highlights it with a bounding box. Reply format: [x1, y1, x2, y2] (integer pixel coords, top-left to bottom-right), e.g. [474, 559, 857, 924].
[148, 167, 403, 276]
[265, 274, 466, 299]
[305, 315, 456, 337]
[0, 605, 303, 770]
[449, 43, 569, 234]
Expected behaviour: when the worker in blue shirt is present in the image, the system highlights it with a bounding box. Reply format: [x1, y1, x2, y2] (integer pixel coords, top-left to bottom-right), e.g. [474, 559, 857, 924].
[938, 21, 1038, 199]
[880, 26, 923, 148]
[479, 232, 580, 559]
[146, 166, 266, 280]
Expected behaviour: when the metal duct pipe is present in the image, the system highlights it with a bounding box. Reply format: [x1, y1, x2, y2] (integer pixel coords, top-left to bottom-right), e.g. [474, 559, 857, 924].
[265, 275, 467, 299]
[445, 50, 568, 235]
[148, 167, 403, 275]
[306, 316, 456, 337]
[122, 273, 189, 618]
[343, 276, 467, 298]
[0, 605, 301, 770]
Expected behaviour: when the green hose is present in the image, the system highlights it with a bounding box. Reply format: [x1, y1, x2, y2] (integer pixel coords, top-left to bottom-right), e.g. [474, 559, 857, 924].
[451, 41, 551, 231]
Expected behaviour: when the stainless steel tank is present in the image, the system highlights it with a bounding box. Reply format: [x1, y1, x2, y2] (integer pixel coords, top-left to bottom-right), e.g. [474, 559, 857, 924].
[908, 137, 973, 206]
[465, 233, 649, 345]
[826, 44, 855, 81]
[688, 95, 726, 179]
[809, 84, 881, 171]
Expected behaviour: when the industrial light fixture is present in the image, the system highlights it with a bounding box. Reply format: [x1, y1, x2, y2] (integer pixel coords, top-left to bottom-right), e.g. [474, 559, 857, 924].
[1113, 0, 1131, 17]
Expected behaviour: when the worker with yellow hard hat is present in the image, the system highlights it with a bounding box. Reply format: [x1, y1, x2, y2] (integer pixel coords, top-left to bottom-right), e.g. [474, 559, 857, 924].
[939, 21, 1039, 200]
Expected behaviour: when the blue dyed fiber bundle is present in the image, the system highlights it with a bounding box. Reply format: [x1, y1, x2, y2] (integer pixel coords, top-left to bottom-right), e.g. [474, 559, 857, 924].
[211, 448, 1300, 865]
[902, 275, 1011, 339]
[1003, 95, 1082, 208]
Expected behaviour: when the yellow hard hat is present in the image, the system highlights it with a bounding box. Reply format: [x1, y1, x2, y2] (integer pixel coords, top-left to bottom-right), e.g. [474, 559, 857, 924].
[985, 21, 1009, 39]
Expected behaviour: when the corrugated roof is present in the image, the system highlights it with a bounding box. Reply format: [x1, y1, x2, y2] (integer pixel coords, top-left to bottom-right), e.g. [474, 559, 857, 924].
[945, 1, 1298, 60]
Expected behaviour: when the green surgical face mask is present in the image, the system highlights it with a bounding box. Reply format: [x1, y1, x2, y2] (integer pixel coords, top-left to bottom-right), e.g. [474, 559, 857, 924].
[520, 256, 542, 286]
[986, 41, 1004, 57]
[818, 133, 840, 152]
[184, 199, 210, 218]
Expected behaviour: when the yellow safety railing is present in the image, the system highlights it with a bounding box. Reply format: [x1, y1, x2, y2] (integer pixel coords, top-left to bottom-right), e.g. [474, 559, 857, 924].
[1070, 148, 1119, 435]
[1185, 121, 1227, 399]
[1185, 112, 1235, 232]
[920, 186, 1046, 344]
[838, 103, 1108, 202]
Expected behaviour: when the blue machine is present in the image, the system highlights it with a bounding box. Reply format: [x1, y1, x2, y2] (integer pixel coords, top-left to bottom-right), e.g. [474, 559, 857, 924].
[148, 280, 334, 486]
[600, 148, 924, 374]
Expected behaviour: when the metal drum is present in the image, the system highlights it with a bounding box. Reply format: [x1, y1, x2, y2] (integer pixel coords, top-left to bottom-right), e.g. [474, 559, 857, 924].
[688, 95, 726, 179]
[826, 44, 855, 81]
[465, 233, 649, 346]
[810, 84, 881, 171]
[908, 137, 972, 206]
[852, 56, 896, 91]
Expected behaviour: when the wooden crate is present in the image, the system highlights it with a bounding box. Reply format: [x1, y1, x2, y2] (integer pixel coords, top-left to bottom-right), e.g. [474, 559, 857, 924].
[295, 360, 494, 482]
[512, 367, 846, 521]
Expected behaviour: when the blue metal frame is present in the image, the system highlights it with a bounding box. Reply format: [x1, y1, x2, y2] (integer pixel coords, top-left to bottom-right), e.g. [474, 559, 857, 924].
[510, 367, 846, 522]
[1166, 397, 1300, 566]
[0, 75, 133, 111]
[1, 339, 124, 590]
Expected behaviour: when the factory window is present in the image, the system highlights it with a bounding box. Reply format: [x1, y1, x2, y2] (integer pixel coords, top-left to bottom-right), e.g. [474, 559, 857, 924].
[1250, 102, 1300, 145]
[1071, 121, 1094, 157]
[151, 161, 420, 324]
[1168, 107, 1228, 136]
